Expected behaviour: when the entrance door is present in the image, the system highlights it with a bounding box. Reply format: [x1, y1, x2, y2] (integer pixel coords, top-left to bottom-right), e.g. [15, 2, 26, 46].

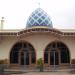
[21, 51, 29, 65]
[50, 50, 59, 65]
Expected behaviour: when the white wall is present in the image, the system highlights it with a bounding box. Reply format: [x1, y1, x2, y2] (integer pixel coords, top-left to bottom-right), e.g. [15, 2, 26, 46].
[0, 32, 75, 61]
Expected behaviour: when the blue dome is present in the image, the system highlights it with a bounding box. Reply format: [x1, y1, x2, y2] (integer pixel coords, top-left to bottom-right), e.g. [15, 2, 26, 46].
[26, 8, 53, 28]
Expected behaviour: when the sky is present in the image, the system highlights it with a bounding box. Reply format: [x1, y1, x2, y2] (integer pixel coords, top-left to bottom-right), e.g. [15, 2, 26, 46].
[0, 0, 75, 29]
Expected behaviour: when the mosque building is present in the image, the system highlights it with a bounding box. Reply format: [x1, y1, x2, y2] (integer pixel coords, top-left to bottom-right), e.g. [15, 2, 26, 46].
[0, 8, 75, 68]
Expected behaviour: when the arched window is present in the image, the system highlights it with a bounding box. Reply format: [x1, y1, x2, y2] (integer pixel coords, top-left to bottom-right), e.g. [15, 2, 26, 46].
[44, 42, 70, 65]
[10, 42, 36, 65]
[10, 42, 22, 63]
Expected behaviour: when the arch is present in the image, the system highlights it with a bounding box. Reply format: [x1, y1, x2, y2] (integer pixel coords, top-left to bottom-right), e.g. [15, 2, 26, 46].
[10, 41, 36, 65]
[44, 41, 70, 66]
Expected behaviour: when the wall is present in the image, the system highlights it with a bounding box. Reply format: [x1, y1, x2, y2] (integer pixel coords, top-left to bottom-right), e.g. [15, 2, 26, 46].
[0, 32, 75, 63]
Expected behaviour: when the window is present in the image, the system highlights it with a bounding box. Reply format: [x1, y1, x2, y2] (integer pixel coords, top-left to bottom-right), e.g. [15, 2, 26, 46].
[10, 42, 36, 65]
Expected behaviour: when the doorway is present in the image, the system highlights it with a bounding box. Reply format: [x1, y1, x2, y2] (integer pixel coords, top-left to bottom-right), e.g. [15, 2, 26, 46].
[10, 42, 36, 66]
[20, 50, 29, 65]
[50, 50, 59, 65]
[44, 42, 70, 66]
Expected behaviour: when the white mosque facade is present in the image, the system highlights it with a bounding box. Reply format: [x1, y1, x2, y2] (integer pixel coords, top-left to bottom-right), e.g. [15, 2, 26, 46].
[0, 8, 75, 68]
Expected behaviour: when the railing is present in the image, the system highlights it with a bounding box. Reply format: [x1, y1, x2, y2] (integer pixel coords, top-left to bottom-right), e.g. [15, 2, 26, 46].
[0, 64, 75, 74]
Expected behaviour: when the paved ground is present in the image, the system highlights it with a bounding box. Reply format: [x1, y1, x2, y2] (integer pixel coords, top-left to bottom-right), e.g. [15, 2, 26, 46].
[11, 71, 75, 75]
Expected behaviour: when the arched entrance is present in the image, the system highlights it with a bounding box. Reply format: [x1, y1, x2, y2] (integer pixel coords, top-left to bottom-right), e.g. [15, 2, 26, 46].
[50, 50, 59, 65]
[10, 42, 36, 66]
[20, 49, 29, 65]
[44, 42, 70, 66]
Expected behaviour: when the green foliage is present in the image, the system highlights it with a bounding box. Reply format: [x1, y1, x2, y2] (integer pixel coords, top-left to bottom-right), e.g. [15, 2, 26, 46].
[0, 59, 9, 64]
[37, 58, 43, 66]
[71, 59, 75, 64]
[37, 58, 43, 72]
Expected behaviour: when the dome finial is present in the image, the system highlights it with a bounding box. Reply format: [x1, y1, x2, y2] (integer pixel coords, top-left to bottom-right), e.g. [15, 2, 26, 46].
[38, 2, 40, 8]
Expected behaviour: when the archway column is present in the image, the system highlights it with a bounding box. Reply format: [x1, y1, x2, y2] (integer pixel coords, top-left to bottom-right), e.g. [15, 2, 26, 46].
[48, 51, 50, 66]
[29, 51, 31, 65]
